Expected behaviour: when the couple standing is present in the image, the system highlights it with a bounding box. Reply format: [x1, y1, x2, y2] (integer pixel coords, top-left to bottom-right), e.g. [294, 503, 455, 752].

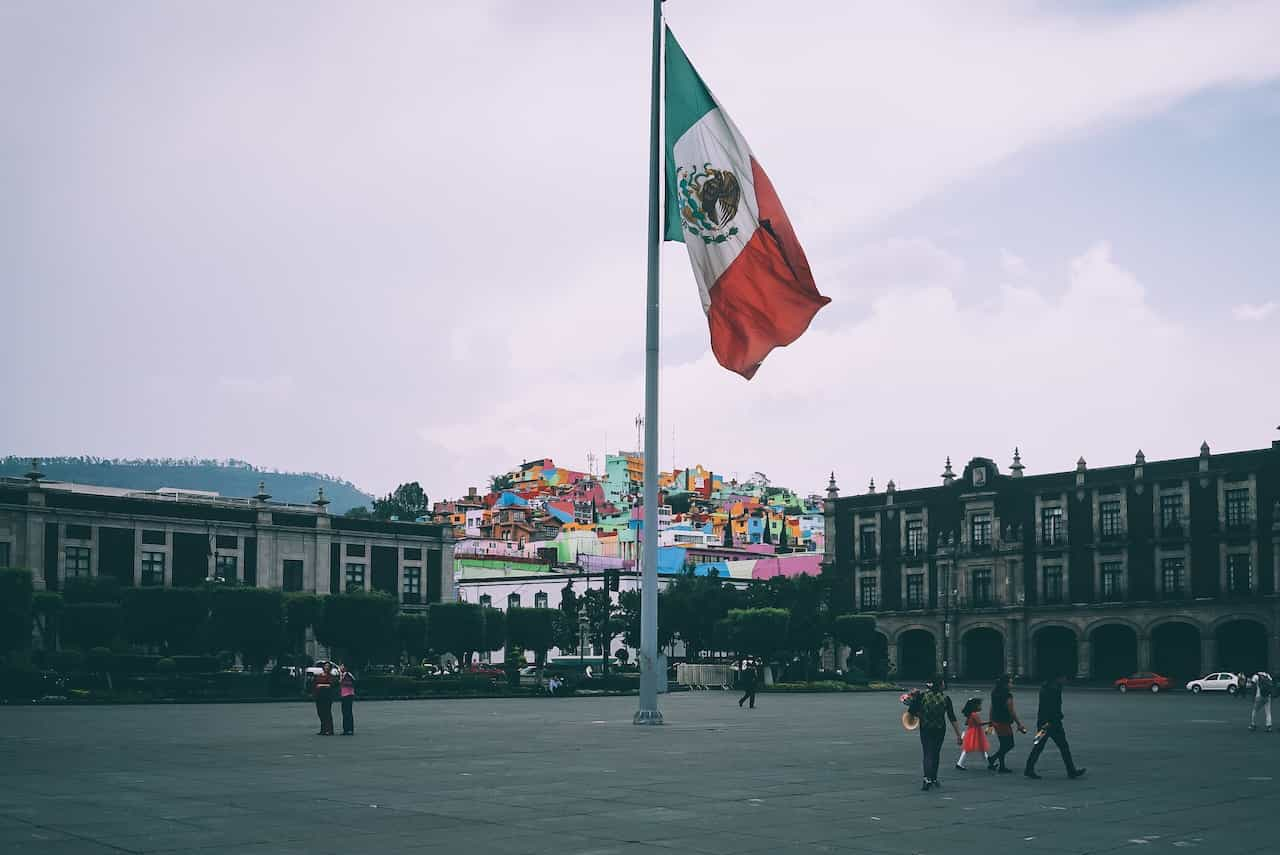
[311, 662, 357, 736]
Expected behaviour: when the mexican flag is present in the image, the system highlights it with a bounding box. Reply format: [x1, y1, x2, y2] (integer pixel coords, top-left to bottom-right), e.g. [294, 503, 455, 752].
[664, 27, 830, 380]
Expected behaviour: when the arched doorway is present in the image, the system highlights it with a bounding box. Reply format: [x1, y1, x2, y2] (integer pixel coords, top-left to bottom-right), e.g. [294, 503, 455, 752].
[1216, 619, 1268, 675]
[1151, 621, 1201, 682]
[962, 627, 1005, 680]
[1033, 626, 1078, 680]
[897, 629, 937, 681]
[1090, 624, 1138, 682]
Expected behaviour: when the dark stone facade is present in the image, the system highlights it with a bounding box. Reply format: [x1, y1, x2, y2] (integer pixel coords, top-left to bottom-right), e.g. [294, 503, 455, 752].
[821, 440, 1280, 683]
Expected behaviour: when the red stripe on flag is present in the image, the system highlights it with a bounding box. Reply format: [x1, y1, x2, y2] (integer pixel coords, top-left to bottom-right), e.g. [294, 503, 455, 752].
[705, 158, 830, 379]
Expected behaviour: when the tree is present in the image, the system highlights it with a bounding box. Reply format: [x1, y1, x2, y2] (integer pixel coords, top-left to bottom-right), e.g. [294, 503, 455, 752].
[666, 492, 692, 515]
[372, 482, 429, 522]
[284, 593, 322, 657]
[581, 589, 622, 676]
[551, 609, 580, 657]
[507, 607, 555, 684]
[726, 608, 789, 684]
[61, 602, 123, 650]
[762, 515, 773, 544]
[343, 506, 372, 519]
[777, 519, 790, 554]
[665, 574, 742, 661]
[488, 473, 514, 493]
[316, 592, 399, 667]
[831, 614, 879, 677]
[397, 613, 429, 663]
[722, 517, 733, 547]
[480, 606, 506, 657]
[0, 568, 34, 656]
[619, 588, 675, 653]
[426, 602, 484, 667]
[208, 588, 284, 671]
[62, 575, 120, 604]
[123, 587, 209, 654]
[32, 591, 62, 651]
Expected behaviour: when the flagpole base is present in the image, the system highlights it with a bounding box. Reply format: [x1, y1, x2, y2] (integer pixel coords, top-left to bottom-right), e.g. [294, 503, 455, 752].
[633, 708, 665, 726]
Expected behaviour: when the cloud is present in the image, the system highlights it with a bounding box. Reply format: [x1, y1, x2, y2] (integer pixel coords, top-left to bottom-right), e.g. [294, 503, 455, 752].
[1232, 301, 1277, 321]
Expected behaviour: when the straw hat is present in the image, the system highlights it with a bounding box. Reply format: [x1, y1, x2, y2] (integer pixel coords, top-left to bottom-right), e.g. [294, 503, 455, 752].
[901, 710, 919, 731]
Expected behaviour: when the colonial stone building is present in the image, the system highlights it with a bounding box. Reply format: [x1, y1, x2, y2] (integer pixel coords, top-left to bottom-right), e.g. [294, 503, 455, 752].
[0, 468, 455, 608]
[821, 439, 1279, 683]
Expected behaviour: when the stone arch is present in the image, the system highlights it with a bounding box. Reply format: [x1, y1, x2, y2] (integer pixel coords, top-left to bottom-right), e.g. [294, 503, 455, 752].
[1031, 624, 1079, 681]
[896, 628, 938, 681]
[1214, 617, 1269, 676]
[1149, 619, 1201, 682]
[1089, 622, 1139, 682]
[961, 625, 1005, 681]
[1083, 615, 1144, 640]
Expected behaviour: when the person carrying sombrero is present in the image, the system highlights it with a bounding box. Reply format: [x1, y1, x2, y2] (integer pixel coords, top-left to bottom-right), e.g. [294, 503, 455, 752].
[906, 674, 962, 791]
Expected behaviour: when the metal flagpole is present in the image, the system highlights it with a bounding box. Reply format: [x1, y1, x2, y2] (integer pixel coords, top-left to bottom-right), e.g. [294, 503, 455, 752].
[634, 0, 664, 726]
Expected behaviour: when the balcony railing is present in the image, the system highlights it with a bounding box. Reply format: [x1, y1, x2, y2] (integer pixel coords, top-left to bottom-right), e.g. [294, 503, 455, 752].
[1159, 523, 1185, 539]
[1040, 533, 1066, 548]
[402, 592, 422, 605]
[905, 597, 926, 611]
[859, 596, 880, 610]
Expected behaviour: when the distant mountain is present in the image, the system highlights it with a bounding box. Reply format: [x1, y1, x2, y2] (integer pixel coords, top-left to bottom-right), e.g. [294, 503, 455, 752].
[0, 456, 373, 513]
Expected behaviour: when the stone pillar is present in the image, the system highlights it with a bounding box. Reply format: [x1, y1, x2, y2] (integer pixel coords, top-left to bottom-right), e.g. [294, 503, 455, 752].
[1138, 635, 1151, 671]
[1201, 637, 1217, 673]
[1077, 638, 1091, 680]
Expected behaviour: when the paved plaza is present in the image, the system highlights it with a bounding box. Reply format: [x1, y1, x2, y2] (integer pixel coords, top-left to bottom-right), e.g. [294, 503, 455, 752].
[0, 687, 1274, 854]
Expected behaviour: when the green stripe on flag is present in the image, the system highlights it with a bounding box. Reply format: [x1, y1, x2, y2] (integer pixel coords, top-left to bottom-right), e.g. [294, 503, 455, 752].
[664, 27, 716, 243]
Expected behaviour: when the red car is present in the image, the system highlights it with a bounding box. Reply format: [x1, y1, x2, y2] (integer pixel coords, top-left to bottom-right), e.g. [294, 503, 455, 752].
[466, 663, 504, 679]
[1114, 672, 1171, 693]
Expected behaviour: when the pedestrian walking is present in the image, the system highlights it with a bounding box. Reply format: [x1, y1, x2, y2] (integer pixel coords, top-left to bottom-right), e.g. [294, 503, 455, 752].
[954, 697, 990, 771]
[338, 663, 356, 736]
[312, 662, 336, 736]
[987, 674, 1028, 773]
[1248, 670, 1273, 733]
[738, 660, 759, 709]
[907, 675, 962, 791]
[1024, 673, 1086, 780]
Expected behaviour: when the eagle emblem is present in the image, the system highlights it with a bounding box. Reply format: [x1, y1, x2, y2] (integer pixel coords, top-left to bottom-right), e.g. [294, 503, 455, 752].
[676, 163, 742, 245]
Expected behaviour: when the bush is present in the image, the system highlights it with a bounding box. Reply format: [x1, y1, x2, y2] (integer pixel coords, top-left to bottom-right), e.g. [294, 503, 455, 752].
[46, 649, 85, 672]
[156, 657, 177, 673]
[0, 665, 59, 701]
[62, 576, 121, 604]
[171, 655, 220, 674]
[62, 603, 123, 650]
[0, 568, 35, 656]
[843, 667, 869, 685]
[358, 675, 422, 696]
[123, 587, 208, 654]
[109, 654, 161, 675]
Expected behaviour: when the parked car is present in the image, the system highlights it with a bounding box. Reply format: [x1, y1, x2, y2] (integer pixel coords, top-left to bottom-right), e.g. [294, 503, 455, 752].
[1114, 672, 1171, 693]
[1186, 672, 1243, 694]
[466, 663, 504, 679]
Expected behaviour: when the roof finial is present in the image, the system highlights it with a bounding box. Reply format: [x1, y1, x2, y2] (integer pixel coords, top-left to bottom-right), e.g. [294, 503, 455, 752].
[254, 480, 272, 503]
[868, 477, 875, 494]
[24, 457, 44, 484]
[312, 486, 330, 509]
[941, 457, 956, 486]
[1010, 447, 1025, 478]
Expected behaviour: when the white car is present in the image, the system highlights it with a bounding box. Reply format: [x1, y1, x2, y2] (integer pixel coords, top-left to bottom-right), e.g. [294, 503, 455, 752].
[1185, 672, 1243, 694]
[305, 660, 340, 679]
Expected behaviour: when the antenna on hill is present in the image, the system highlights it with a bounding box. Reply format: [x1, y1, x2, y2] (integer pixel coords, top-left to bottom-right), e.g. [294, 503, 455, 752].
[634, 414, 644, 456]
[587, 452, 597, 478]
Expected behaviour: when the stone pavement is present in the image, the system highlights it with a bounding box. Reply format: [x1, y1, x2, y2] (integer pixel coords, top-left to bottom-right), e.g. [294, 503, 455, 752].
[0, 686, 1274, 854]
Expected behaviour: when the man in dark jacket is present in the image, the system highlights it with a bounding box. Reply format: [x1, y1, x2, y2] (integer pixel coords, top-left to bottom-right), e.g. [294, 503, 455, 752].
[1024, 673, 1086, 779]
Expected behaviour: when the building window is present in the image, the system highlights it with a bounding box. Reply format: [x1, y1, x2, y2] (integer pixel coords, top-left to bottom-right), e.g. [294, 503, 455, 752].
[65, 524, 91, 540]
[215, 534, 238, 550]
[283, 559, 304, 593]
[1043, 565, 1064, 604]
[344, 563, 365, 592]
[141, 551, 165, 586]
[906, 519, 924, 555]
[859, 577, 879, 610]
[0, 541, 10, 568]
[402, 566, 421, 603]
[973, 467, 987, 488]
[1100, 500, 1123, 538]
[1160, 494, 1183, 533]
[971, 567, 993, 606]
[65, 546, 91, 577]
[534, 592, 548, 609]
[905, 574, 925, 610]
[214, 554, 238, 581]
[1225, 488, 1250, 528]
[479, 594, 492, 608]
[1227, 554, 1252, 594]
[1041, 507, 1064, 545]
[859, 526, 876, 559]
[345, 543, 366, 557]
[141, 529, 167, 546]
[1161, 557, 1184, 597]
[508, 593, 521, 610]
[1101, 561, 1124, 601]
[403, 548, 422, 561]
[970, 513, 992, 548]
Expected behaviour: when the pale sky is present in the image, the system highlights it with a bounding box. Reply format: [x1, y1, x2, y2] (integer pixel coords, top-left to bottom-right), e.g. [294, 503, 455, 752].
[3, 1, 1278, 501]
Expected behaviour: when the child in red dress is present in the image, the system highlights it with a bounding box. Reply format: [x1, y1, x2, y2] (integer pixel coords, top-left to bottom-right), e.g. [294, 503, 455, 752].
[955, 697, 990, 770]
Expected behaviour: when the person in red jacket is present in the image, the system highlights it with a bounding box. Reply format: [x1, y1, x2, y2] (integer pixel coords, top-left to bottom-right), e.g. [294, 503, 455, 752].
[312, 662, 336, 735]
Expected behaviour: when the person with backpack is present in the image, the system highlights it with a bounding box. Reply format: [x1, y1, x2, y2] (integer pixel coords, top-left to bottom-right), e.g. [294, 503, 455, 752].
[1024, 672, 1086, 780]
[907, 674, 962, 791]
[1249, 670, 1273, 733]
